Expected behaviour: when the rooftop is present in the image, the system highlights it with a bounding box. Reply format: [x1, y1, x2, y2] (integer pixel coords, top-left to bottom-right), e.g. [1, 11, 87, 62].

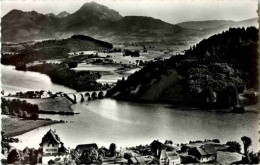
[40, 129, 61, 146]
[196, 145, 217, 156]
[75, 143, 98, 152]
[166, 151, 180, 160]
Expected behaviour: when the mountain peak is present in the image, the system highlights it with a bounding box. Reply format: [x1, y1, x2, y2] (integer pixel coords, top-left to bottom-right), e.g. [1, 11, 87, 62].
[57, 11, 70, 18]
[3, 9, 24, 19]
[76, 1, 122, 21]
[81, 1, 99, 7]
[3, 9, 44, 21]
[46, 13, 56, 17]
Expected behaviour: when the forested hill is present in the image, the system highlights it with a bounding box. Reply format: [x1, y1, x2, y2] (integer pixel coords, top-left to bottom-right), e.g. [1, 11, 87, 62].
[1, 35, 113, 66]
[107, 27, 258, 108]
[32, 35, 113, 51]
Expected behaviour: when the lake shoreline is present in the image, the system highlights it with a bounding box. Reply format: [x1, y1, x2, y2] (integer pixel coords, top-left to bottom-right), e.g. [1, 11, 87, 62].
[2, 115, 63, 138]
[109, 96, 260, 113]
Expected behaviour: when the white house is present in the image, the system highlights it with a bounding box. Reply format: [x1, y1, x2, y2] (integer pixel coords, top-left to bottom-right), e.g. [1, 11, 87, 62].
[39, 129, 65, 156]
[166, 151, 181, 165]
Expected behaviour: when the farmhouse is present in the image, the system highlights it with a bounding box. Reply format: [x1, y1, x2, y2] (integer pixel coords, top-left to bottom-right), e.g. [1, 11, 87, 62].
[188, 145, 217, 163]
[39, 129, 66, 156]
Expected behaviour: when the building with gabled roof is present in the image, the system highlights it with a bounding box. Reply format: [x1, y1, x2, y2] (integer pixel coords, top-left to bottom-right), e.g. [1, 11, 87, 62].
[39, 129, 66, 156]
[188, 145, 217, 163]
[166, 151, 181, 165]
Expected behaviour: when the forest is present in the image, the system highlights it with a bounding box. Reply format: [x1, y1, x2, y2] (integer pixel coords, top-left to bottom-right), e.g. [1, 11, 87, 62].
[107, 27, 259, 108]
[23, 63, 103, 92]
[1, 97, 39, 119]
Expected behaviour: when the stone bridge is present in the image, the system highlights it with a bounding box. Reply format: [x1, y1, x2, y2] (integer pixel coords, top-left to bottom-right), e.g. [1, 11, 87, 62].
[65, 91, 107, 104]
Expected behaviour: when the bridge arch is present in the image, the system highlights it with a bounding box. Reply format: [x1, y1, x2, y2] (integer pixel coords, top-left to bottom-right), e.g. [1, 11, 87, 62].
[98, 91, 104, 99]
[91, 92, 97, 99]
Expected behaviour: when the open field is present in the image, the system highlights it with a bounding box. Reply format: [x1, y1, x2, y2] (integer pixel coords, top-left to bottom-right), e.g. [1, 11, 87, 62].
[9, 97, 73, 112]
[217, 151, 243, 164]
[1, 115, 61, 137]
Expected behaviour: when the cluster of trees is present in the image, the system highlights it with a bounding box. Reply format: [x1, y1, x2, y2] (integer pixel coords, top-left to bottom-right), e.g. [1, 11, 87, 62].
[1, 47, 70, 66]
[225, 136, 259, 164]
[123, 49, 140, 57]
[67, 61, 78, 68]
[226, 141, 241, 153]
[2, 34, 114, 67]
[189, 139, 220, 144]
[106, 60, 171, 98]
[1, 97, 39, 119]
[135, 60, 145, 66]
[7, 147, 42, 164]
[77, 147, 103, 164]
[24, 63, 103, 92]
[104, 48, 122, 53]
[73, 143, 117, 164]
[108, 27, 258, 108]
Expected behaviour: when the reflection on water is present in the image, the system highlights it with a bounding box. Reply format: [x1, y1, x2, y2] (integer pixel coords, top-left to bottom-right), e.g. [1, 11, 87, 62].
[2, 64, 259, 152]
[13, 99, 259, 152]
[1, 64, 76, 94]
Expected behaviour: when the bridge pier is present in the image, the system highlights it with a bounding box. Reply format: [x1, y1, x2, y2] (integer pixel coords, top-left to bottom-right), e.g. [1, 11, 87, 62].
[80, 93, 84, 102]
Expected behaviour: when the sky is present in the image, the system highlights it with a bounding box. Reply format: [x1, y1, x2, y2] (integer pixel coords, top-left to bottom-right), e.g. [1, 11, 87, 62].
[1, 0, 258, 24]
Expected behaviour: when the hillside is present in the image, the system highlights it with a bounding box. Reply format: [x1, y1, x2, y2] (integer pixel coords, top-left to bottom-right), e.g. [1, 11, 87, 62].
[176, 18, 258, 30]
[98, 16, 203, 42]
[107, 27, 258, 108]
[1, 35, 113, 66]
[2, 9, 62, 42]
[32, 35, 113, 51]
[176, 18, 258, 39]
[1, 2, 123, 42]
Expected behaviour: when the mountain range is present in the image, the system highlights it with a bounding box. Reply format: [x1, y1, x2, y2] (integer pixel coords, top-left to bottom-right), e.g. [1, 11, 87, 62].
[176, 18, 258, 30]
[1, 1, 258, 43]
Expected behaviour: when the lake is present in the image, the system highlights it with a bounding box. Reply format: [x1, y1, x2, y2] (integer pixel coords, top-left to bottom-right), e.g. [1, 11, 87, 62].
[1, 64, 259, 151]
[1, 65, 76, 94]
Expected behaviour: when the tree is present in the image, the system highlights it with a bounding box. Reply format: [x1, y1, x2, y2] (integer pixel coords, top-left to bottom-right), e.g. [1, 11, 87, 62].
[201, 87, 215, 103]
[217, 85, 239, 107]
[89, 147, 99, 161]
[226, 141, 241, 153]
[124, 153, 132, 160]
[164, 140, 173, 145]
[248, 151, 260, 164]
[7, 149, 21, 164]
[109, 143, 117, 157]
[80, 147, 101, 164]
[241, 136, 252, 162]
[2, 106, 9, 114]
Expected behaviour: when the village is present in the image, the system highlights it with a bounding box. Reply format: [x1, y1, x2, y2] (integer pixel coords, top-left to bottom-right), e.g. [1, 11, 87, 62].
[2, 129, 254, 165]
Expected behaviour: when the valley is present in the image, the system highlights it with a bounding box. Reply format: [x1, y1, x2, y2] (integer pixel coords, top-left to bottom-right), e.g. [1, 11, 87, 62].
[1, 1, 259, 164]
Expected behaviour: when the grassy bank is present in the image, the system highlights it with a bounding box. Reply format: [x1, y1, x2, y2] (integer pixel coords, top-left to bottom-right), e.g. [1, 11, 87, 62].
[22, 97, 74, 112]
[1, 115, 62, 137]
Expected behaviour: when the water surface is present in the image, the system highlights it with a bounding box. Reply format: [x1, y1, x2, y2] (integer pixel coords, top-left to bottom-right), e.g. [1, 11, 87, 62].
[2, 64, 259, 151]
[12, 99, 259, 151]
